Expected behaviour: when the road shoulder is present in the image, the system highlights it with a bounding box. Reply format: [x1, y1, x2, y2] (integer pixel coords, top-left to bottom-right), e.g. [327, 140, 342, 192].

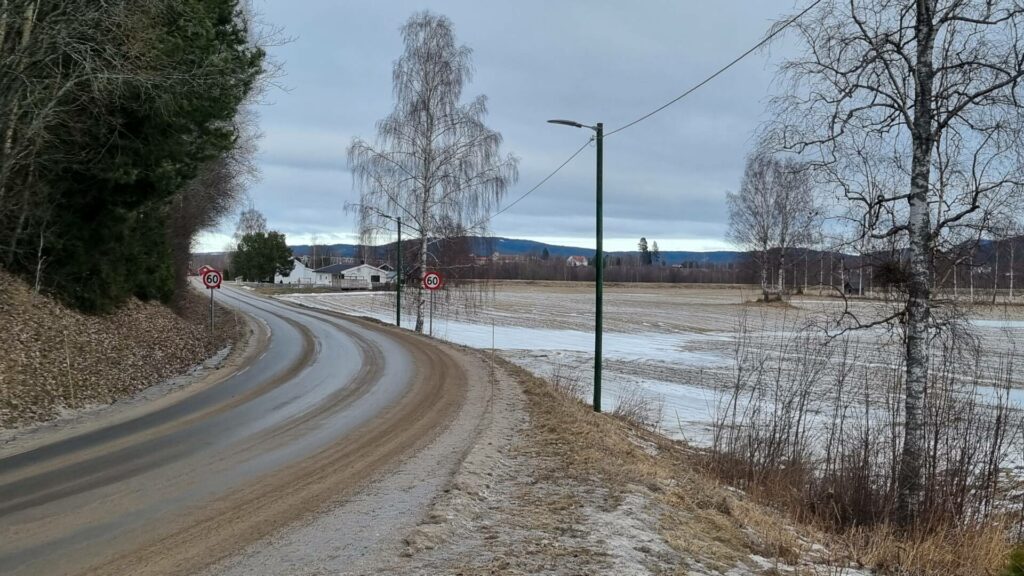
[381, 356, 860, 576]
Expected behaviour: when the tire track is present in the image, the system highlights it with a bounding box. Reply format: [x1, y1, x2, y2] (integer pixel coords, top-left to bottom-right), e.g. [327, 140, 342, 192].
[0, 287, 478, 576]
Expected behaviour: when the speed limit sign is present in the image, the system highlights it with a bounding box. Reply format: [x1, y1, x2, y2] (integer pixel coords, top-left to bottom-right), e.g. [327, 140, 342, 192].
[202, 269, 222, 289]
[422, 271, 443, 291]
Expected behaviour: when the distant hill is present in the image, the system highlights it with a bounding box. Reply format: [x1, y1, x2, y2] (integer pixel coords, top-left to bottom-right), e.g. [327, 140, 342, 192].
[285, 236, 742, 266]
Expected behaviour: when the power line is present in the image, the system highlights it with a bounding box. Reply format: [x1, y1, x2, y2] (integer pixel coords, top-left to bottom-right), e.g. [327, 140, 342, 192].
[477, 136, 594, 227]
[604, 0, 822, 138]
[470, 1, 822, 230]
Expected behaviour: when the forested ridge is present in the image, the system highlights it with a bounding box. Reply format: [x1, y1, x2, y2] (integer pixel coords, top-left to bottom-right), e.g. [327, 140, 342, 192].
[0, 0, 264, 312]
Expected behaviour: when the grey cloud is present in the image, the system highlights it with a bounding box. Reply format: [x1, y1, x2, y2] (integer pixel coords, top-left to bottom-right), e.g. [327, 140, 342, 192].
[201, 0, 799, 250]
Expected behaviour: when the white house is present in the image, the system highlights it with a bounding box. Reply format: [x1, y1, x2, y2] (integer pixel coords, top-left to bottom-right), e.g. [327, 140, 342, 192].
[274, 258, 332, 286]
[316, 262, 396, 288]
[566, 255, 588, 267]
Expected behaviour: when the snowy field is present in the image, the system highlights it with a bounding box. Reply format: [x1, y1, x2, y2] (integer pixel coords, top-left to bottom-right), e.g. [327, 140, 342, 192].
[278, 282, 1024, 445]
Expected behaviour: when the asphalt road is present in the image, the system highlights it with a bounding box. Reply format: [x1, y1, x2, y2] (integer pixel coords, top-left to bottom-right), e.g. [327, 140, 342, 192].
[0, 285, 472, 575]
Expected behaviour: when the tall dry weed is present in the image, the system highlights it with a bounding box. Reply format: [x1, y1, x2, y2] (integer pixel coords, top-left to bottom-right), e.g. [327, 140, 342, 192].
[705, 311, 1024, 573]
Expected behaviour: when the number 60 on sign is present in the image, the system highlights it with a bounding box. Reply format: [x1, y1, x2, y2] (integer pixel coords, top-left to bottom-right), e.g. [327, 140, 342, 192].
[422, 271, 443, 291]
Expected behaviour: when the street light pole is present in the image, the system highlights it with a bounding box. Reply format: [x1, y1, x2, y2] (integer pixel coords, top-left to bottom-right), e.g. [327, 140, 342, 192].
[594, 122, 603, 413]
[548, 119, 603, 412]
[396, 216, 402, 328]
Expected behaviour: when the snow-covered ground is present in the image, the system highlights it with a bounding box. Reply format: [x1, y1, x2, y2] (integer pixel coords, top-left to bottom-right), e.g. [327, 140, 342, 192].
[279, 284, 1024, 445]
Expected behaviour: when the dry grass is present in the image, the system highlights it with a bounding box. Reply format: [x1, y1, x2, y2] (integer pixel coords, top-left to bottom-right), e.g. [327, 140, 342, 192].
[546, 359, 588, 400]
[505, 353, 1021, 574]
[701, 312, 1023, 575]
[840, 523, 1012, 575]
[501, 355, 836, 573]
[610, 383, 665, 431]
[0, 272, 242, 427]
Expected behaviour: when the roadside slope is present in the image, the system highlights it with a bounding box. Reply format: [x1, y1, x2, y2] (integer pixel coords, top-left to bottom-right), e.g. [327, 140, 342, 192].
[0, 272, 241, 428]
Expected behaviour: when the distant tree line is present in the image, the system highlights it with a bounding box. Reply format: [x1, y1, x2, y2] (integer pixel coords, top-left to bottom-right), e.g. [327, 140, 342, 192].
[0, 0, 266, 311]
[456, 258, 747, 284]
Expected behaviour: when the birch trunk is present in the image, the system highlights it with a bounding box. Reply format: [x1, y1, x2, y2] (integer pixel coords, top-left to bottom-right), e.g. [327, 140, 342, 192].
[761, 249, 769, 300]
[991, 243, 999, 305]
[896, 0, 936, 527]
[778, 250, 786, 294]
[416, 230, 428, 333]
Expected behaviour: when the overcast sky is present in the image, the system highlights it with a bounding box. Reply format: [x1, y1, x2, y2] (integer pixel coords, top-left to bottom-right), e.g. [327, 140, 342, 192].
[195, 0, 802, 253]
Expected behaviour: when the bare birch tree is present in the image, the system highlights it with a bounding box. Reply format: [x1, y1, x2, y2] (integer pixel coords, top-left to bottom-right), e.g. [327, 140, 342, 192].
[234, 202, 269, 239]
[763, 0, 1024, 526]
[348, 12, 518, 333]
[727, 153, 819, 300]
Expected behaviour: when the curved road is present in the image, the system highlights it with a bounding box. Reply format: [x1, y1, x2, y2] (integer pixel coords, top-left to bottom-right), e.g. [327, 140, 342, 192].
[0, 285, 474, 575]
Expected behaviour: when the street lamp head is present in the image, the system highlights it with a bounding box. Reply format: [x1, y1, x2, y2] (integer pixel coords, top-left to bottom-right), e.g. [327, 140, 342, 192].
[548, 119, 586, 129]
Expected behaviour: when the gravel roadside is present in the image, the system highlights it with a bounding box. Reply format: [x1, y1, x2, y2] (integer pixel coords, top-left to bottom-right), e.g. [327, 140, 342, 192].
[367, 356, 864, 575]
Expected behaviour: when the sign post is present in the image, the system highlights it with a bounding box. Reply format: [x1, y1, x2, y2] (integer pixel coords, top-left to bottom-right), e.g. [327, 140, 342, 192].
[202, 268, 223, 333]
[422, 271, 443, 337]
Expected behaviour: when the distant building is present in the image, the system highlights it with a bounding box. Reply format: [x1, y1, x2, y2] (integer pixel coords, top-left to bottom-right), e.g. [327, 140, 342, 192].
[275, 258, 333, 285]
[467, 250, 537, 265]
[566, 255, 588, 267]
[315, 262, 395, 288]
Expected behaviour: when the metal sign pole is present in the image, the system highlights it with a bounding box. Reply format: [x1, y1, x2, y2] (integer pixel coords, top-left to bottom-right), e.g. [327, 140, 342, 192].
[396, 217, 402, 328]
[429, 289, 434, 337]
[202, 268, 222, 335]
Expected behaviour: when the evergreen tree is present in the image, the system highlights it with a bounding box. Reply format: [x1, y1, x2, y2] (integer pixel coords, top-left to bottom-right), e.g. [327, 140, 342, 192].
[638, 237, 651, 265]
[1, 0, 264, 311]
[651, 241, 661, 264]
[541, 247, 550, 261]
[233, 232, 294, 282]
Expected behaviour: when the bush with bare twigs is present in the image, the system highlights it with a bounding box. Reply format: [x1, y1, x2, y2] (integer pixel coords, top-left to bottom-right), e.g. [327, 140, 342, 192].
[705, 314, 1024, 574]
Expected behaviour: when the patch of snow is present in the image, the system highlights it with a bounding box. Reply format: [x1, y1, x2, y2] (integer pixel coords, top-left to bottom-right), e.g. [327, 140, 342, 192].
[972, 319, 1024, 329]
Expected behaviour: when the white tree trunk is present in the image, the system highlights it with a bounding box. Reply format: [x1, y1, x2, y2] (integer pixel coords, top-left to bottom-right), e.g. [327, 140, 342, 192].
[897, 4, 936, 527]
[970, 257, 975, 301]
[778, 250, 786, 295]
[992, 242, 999, 305]
[415, 234, 427, 332]
[761, 249, 769, 299]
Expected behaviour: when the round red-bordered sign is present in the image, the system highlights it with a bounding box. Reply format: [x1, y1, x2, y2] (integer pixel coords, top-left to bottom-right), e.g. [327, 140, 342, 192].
[422, 271, 443, 291]
[203, 269, 222, 289]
